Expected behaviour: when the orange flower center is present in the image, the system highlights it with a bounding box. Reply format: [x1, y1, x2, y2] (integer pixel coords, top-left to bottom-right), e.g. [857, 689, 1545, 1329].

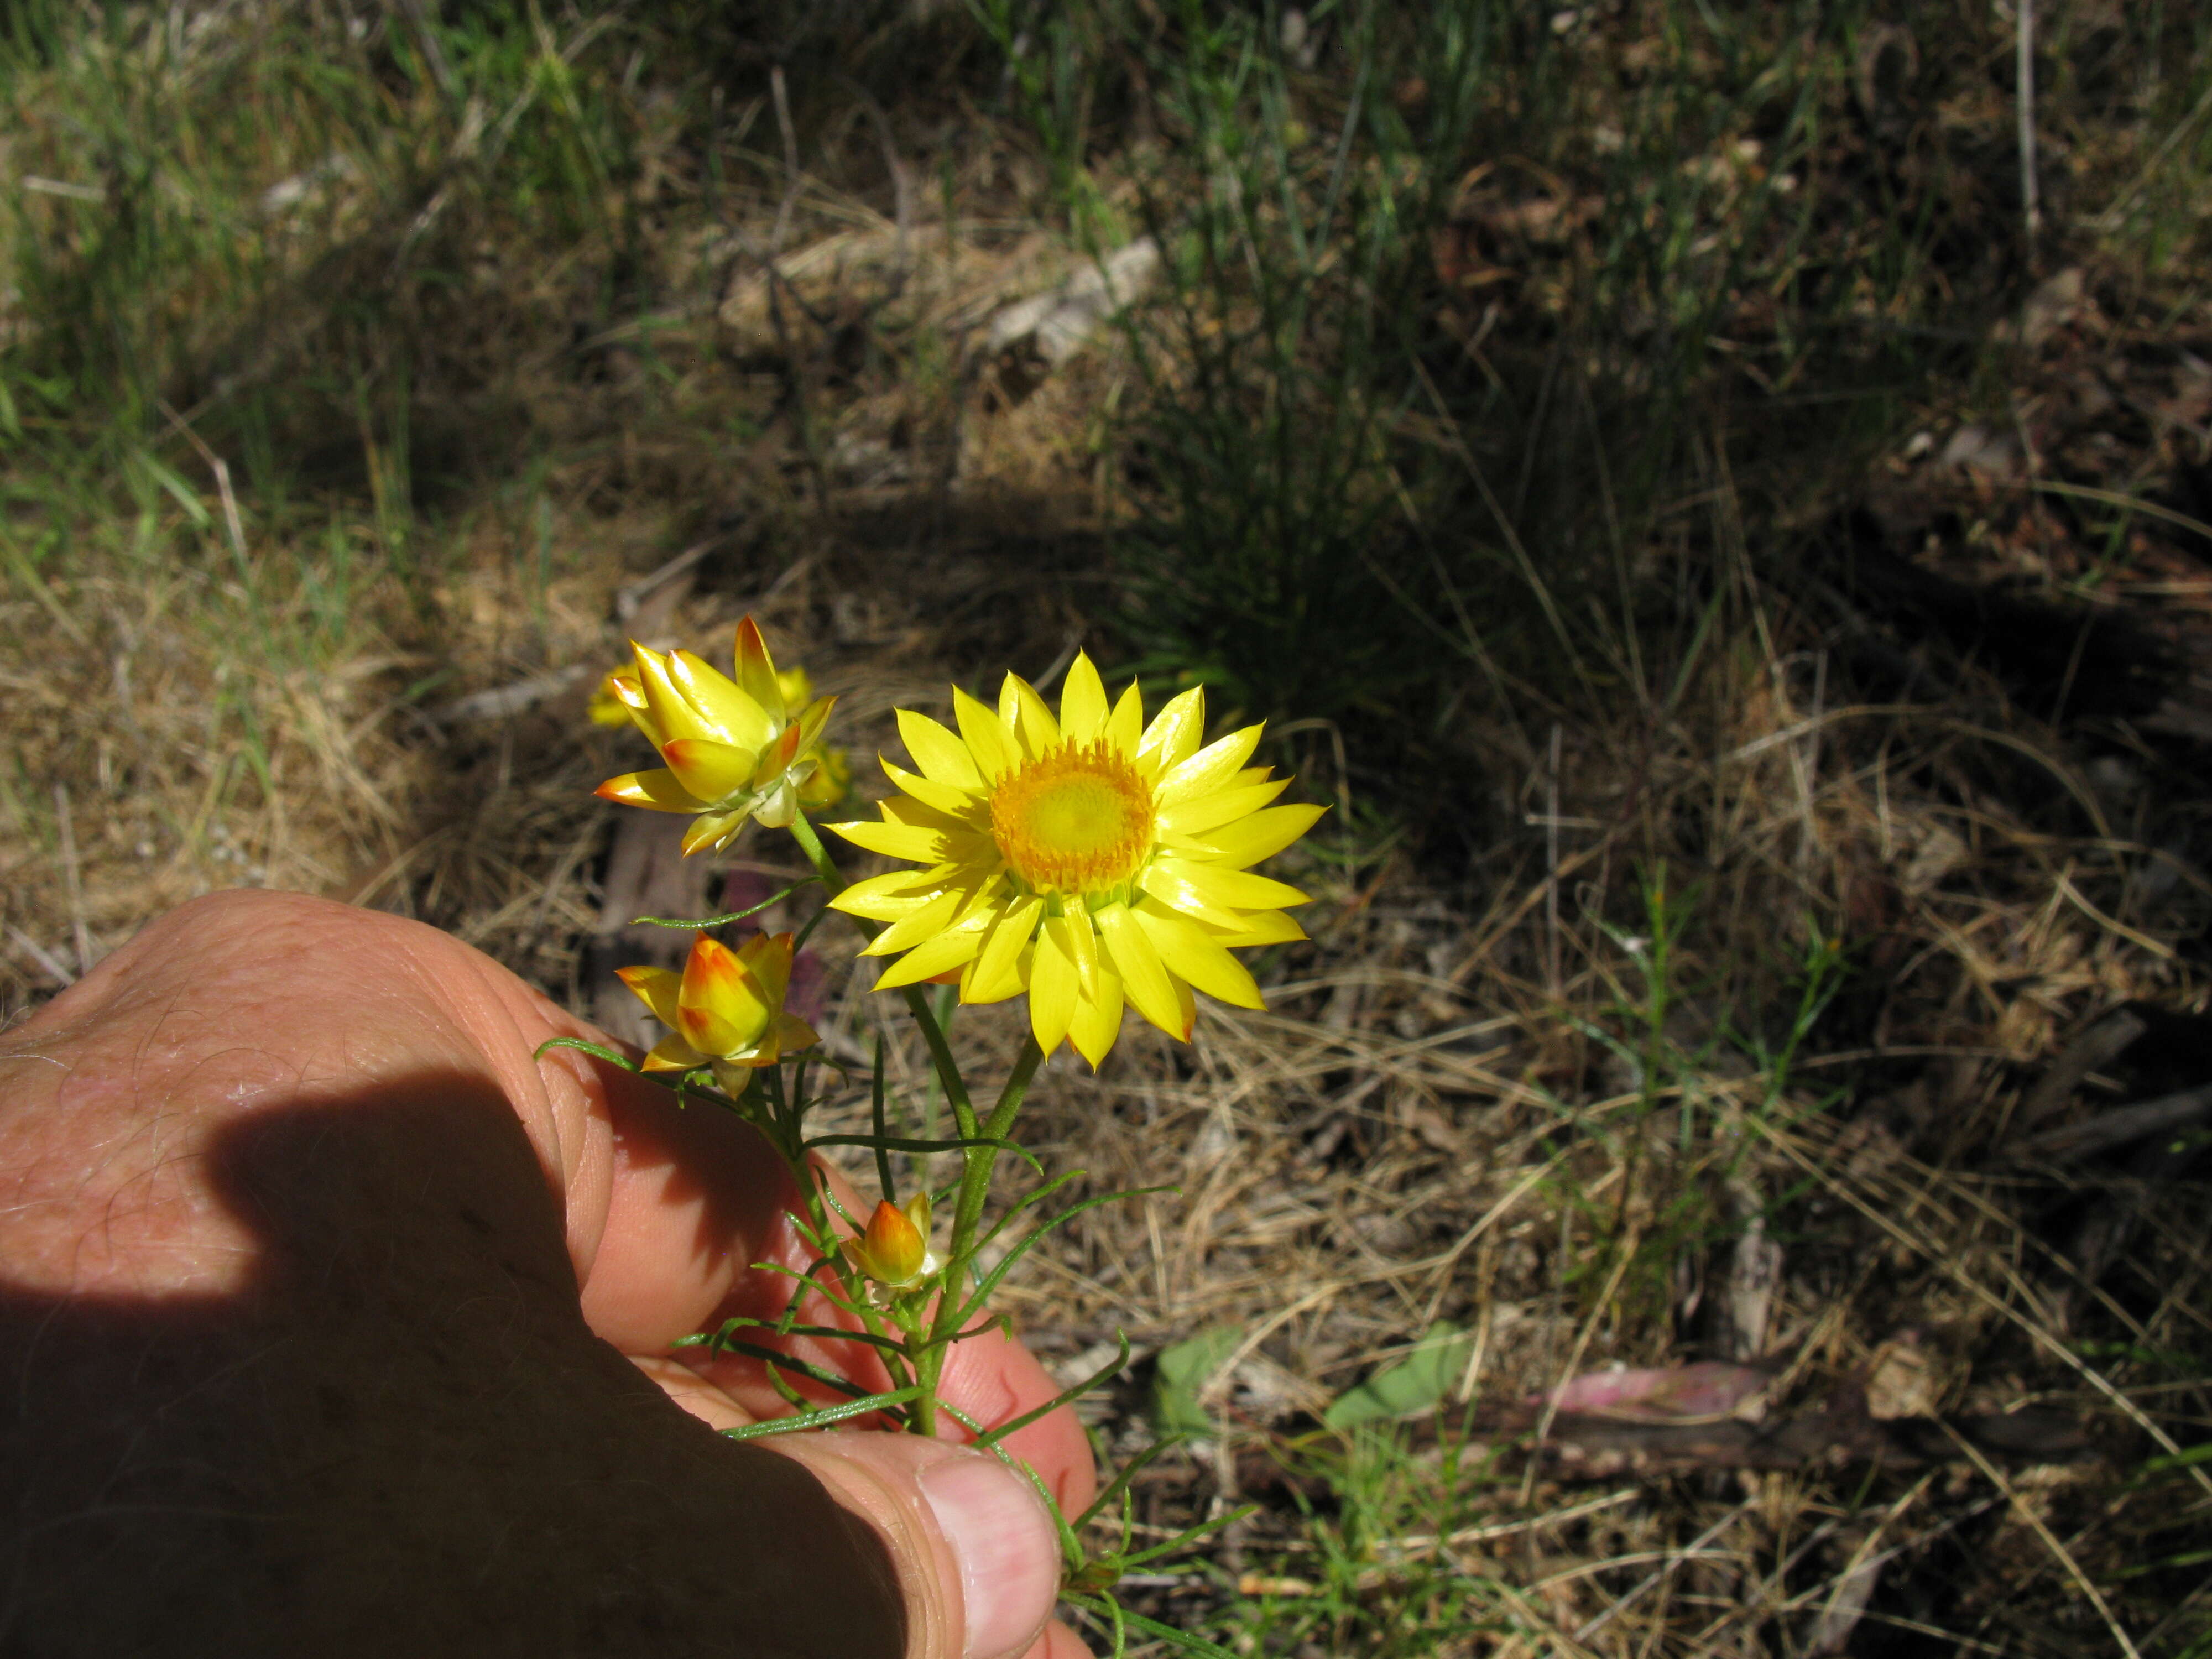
[988, 740, 1154, 895]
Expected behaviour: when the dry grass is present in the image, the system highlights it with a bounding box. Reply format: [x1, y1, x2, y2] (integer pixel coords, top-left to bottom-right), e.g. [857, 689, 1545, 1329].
[6, 2, 2212, 1655]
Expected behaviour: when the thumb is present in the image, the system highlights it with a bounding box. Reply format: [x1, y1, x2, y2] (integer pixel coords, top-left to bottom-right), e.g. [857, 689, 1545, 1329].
[763, 1432, 1065, 1659]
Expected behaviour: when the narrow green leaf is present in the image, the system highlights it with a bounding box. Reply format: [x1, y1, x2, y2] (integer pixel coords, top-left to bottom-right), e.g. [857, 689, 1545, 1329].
[719, 1384, 924, 1440]
[692, 1335, 873, 1401]
[630, 879, 818, 928]
[531, 1036, 639, 1070]
[678, 1317, 906, 1357]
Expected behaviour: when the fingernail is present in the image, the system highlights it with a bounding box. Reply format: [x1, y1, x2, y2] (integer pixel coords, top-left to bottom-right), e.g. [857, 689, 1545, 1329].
[918, 1452, 1057, 1659]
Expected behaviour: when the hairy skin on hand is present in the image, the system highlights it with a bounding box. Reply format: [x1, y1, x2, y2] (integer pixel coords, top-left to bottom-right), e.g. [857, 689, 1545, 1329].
[0, 891, 1092, 1658]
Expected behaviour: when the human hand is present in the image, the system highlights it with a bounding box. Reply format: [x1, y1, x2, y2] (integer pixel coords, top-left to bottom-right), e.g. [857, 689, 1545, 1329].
[0, 890, 1094, 1657]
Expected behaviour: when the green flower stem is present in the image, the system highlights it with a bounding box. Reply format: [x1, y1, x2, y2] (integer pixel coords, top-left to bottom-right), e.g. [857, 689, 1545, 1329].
[925, 1035, 1044, 1338]
[788, 807, 977, 1136]
[904, 1037, 1045, 1438]
[790, 805, 1022, 1439]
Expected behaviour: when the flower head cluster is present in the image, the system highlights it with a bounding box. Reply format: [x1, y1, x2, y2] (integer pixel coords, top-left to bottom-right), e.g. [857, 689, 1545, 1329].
[828, 654, 1322, 1066]
[617, 931, 818, 1092]
[596, 617, 838, 855]
[841, 1191, 941, 1291]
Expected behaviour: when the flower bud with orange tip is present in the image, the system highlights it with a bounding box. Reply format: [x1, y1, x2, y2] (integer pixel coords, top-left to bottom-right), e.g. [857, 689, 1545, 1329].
[596, 617, 839, 855]
[616, 930, 819, 1093]
[841, 1191, 942, 1291]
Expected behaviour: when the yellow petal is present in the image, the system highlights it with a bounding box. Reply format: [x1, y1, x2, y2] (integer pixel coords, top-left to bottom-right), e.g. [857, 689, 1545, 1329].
[641, 1032, 708, 1072]
[591, 668, 646, 726]
[1148, 857, 1308, 913]
[864, 888, 966, 957]
[879, 790, 979, 832]
[969, 894, 1042, 1001]
[1155, 722, 1264, 808]
[830, 817, 950, 864]
[1000, 673, 1060, 758]
[1133, 904, 1264, 1009]
[1180, 802, 1328, 868]
[775, 1013, 820, 1053]
[615, 964, 685, 1030]
[737, 931, 795, 1009]
[747, 721, 808, 791]
[612, 650, 669, 748]
[883, 760, 979, 820]
[1028, 917, 1078, 1055]
[952, 686, 1020, 781]
[633, 644, 717, 746]
[875, 926, 986, 990]
[792, 693, 837, 752]
[1136, 685, 1206, 774]
[1103, 680, 1145, 758]
[1057, 652, 1109, 744]
[832, 869, 954, 922]
[661, 737, 762, 803]
[1135, 860, 1244, 930]
[1066, 962, 1126, 1069]
[901, 1190, 933, 1237]
[1060, 900, 1100, 997]
[1096, 902, 1187, 1039]
[677, 935, 772, 1055]
[1155, 777, 1290, 837]
[896, 708, 984, 791]
[1208, 909, 1308, 948]
[732, 615, 786, 722]
[597, 767, 709, 812]
[680, 811, 748, 855]
[670, 648, 775, 752]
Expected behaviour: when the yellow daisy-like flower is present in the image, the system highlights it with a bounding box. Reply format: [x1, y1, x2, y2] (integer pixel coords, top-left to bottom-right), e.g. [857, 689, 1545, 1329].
[617, 930, 820, 1092]
[841, 1191, 942, 1290]
[596, 617, 838, 855]
[827, 654, 1323, 1067]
